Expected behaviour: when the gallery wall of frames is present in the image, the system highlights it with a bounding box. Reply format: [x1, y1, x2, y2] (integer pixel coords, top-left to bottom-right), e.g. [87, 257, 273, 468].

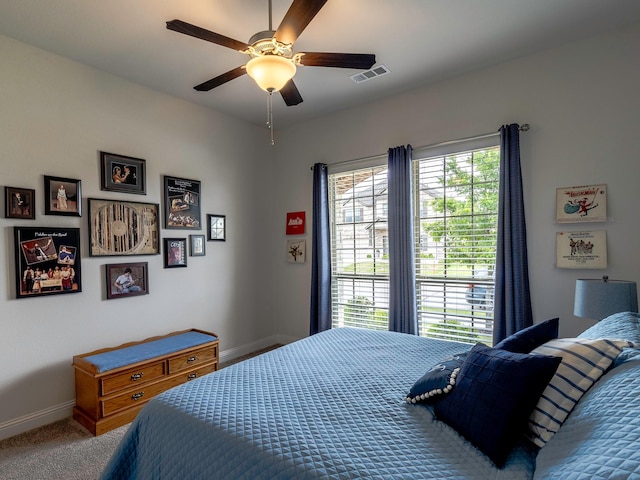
[5, 150, 227, 300]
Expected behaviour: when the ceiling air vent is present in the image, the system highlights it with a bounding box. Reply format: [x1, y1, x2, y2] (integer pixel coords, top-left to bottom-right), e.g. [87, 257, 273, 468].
[349, 64, 390, 84]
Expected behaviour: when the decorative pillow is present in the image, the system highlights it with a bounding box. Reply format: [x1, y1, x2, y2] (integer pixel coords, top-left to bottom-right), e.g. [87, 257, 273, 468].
[577, 311, 640, 344]
[433, 343, 561, 468]
[494, 318, 559, 353]
[405, 351, 470, 404]
[527, 337, 637, 448]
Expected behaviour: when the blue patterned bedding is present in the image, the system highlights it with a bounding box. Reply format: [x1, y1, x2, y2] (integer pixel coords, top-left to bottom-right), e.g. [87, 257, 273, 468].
[101, 328, 537, 479]
[534, 355, 640, 479]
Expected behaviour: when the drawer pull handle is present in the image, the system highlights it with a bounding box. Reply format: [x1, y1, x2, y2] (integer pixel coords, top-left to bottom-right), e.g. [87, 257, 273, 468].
[130, 372, 144, 381]
[188, 373, 198, 380]
[131, 392, 145, 401]
[187, 356, 197, 363]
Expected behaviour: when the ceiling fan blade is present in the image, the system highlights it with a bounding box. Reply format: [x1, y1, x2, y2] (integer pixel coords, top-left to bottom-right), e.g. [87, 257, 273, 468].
[167, 19, 250, 52]
[194, 66, 247, 91]
[275, 0, 328, 45]
[280, 80, 304, 106]
[299, 52, 376, 69]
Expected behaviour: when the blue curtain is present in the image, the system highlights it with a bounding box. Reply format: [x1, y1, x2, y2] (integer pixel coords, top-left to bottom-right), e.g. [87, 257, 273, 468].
[493, 124, 533, 343]
[387, 145, 418, 335]
[310, 163, 332, 335]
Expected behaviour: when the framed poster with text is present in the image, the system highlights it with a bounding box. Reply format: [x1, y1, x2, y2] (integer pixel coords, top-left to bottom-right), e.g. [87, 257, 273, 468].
[14, 226, 82, 298]
[556, 184, 607, 223]
[163, 176, 201, 229]
[556, 230, 607, 269]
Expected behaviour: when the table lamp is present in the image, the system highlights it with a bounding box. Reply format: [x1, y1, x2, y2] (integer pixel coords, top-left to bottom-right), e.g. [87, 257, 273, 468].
[574, 276, 638, 320]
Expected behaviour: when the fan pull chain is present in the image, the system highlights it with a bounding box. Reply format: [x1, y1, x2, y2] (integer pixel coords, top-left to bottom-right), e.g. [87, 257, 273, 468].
[266, 91, 275, 145]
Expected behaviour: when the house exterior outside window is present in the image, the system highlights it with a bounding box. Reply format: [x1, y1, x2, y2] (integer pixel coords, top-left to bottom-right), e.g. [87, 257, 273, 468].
[329, 142, 499, 343]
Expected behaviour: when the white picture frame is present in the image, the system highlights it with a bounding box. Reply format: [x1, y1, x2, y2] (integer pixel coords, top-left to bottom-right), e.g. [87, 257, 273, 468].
[556, 230, 607, 269]
[556, 184, 607, 223]
[287, 239, 306, 263]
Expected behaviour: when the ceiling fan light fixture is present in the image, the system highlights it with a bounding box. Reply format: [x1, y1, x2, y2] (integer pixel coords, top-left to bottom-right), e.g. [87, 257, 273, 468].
[246, 55, 296, 92]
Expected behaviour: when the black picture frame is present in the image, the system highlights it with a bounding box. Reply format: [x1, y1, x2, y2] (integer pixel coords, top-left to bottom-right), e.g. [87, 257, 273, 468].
[100, 151, 146, 195]
[163, 175, 201, 229]
[106, 262, 149, 299]
[5, 186, 35, 219]
[164, 238, 187, 268]
[189, 234, 206, 257]
[207, 214, 226, 241]
[44, 176, 82, 216]
[15, 226, 82, 299]
[88, 198, 160, 257]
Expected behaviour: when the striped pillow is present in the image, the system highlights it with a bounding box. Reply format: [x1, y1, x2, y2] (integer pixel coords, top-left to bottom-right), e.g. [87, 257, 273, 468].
[527, 337, 636, 447]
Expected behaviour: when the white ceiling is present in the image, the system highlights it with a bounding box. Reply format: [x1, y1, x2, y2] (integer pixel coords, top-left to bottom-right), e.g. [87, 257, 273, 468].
[1, 0, 639, 128]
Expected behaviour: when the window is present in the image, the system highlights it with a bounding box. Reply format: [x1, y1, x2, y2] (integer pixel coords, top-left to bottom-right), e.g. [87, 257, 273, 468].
[330, 166, 389, 330]
[329, 143, 499, 343]
[414, 146, 499, 344]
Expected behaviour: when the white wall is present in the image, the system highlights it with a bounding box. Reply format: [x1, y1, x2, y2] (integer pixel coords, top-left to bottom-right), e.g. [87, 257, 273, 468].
[272, 23, 640, 341]
[0, 34, 276, 439]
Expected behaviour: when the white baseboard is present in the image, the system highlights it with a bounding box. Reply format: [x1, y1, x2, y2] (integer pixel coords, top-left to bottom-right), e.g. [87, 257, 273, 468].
[219, 334, 296, 363]
[0, 334, 299, 442]
[0, 400, 75, 441]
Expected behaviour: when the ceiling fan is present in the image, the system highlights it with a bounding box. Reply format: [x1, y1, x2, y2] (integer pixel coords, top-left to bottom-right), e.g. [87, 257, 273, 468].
[166, 0, 377, 107]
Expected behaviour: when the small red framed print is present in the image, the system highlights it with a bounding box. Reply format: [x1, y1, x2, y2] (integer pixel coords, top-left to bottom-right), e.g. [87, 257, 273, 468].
[286, 211, 305, 235]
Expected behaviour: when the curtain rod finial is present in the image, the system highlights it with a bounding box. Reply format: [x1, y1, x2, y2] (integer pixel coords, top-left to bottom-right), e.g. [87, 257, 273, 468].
[519, 124, 530, 132]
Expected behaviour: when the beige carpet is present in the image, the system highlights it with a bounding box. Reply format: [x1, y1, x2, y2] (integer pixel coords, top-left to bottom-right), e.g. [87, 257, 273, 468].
[0, 344, 282, 480]
[0, 418, 127, 480]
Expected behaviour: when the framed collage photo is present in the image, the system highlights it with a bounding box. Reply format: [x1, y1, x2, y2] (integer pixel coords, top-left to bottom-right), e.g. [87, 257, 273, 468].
[5, 186, 35, 220]
[44, 176, 82, 216]
[164, 238, 187, 268]
[207, 214, 226, 241]
[163, 176, 201, 229]
[15, 226, 82, 299]
[88, 198, 160, 257]
[106, 262, 149, 299]
[189, 234, 206, 257]
[100, 151, 147, 195]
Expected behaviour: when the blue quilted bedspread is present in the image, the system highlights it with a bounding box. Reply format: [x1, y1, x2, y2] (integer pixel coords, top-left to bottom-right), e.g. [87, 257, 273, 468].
[100, 328, 538, 479]
[534, 355, 640, 479]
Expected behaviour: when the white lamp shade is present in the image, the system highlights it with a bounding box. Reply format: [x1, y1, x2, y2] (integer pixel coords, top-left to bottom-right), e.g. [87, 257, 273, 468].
[574, 278, 638, 320]
[246, 55, 296, 92]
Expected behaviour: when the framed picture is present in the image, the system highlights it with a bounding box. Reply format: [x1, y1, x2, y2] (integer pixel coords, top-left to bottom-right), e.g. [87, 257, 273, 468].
[5, 186, 35, 219]
[106, 262, 149, 299]
[556, 230, 607, 269]
[44, 176, 82, 216]
[14, 226, 82, 298]
[88, 198, 160, 256]
[100, 151, 146, 195]
[164, 238, 187, 268]
[163, 176, 201, 229]
[556, 184, 607, 223]
[207, 214, 226, 241]
[286, 211, 306, 235]
[189, 234, 206, 256]
[287, 239, 306, 263]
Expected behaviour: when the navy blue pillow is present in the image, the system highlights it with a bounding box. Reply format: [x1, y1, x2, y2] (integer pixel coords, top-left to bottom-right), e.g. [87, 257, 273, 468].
[405, 351, 470, 404]
[433, 343, 561, 468]
[494, 318, 559, 353]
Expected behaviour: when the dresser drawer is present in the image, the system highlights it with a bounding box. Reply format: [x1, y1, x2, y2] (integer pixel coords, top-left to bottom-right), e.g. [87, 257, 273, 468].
[177, 362, 217, 382]
[101, 379, 174, 417]
[101, 361, 166, 396]
[168, 345, 217, 373]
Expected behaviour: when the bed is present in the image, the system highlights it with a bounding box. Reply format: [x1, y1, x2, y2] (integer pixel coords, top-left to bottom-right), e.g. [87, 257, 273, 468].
[100, 312, 640, 480]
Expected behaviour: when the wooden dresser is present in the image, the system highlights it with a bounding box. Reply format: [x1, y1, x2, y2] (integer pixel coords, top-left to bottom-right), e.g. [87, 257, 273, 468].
[72, 329, 219, 435]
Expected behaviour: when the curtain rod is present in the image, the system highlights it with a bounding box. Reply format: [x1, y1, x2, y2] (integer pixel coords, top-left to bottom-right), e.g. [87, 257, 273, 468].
[310, 124, 529, 170]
